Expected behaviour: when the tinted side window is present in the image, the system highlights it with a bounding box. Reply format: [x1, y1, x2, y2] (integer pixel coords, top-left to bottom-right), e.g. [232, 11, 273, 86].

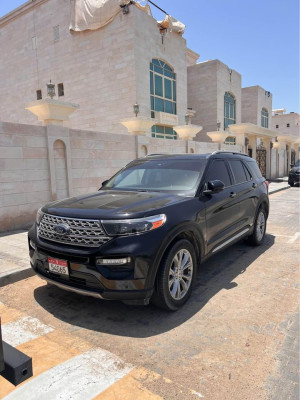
[242, 162, 252, 181]
[246, 161, 263, 178]
[228, 160, 247, 184]
[205, 160, 231, 187]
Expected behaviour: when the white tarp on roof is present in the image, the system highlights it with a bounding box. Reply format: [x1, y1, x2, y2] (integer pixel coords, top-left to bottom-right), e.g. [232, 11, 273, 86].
[69, 0, 185, 34]
[70, 0, 127, 32]
[158, 15, 185, 34]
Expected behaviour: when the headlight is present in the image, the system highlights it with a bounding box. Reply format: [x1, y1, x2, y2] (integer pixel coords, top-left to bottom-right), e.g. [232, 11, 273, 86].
[101, 214, 166, 236]
[36, 208, 44, 225]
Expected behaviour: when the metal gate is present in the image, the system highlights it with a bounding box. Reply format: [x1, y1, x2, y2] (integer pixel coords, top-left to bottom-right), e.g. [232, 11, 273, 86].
[256, 148, 267, 177]
[291, 150, 296, 166]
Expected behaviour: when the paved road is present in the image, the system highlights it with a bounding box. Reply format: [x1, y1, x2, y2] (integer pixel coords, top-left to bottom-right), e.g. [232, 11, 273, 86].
[0, 188, 299, 400]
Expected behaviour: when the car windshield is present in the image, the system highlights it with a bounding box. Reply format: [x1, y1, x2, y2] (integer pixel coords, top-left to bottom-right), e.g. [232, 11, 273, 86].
[103, 158, 207, 195]
[294, 160, 300, 167]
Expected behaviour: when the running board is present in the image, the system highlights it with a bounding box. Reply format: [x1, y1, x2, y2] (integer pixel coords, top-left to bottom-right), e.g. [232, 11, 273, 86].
[212, 228, 250, 253]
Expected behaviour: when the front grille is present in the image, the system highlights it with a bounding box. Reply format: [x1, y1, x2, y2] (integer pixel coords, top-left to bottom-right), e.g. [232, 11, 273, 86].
[38, 214, 111, 247]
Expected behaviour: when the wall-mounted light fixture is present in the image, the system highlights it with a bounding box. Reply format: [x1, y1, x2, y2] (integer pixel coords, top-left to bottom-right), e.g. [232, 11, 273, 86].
[217, 122, 221, 131]
[245, 137, 249, 146]
[47, 80, 55, 99]
[133, 102, 139, 117]
[185, 113, 190, 125]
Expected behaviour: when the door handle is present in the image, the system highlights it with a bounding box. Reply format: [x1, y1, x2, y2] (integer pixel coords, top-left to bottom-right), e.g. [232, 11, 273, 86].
[230, 192, 236, 198]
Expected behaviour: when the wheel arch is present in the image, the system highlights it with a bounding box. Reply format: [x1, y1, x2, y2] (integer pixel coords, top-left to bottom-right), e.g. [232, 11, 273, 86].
[146, 224, 204, 289]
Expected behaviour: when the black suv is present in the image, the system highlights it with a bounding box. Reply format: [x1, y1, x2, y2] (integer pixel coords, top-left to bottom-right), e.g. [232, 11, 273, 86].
[28, 152, 269, 311]
[288, 159, 300, 186]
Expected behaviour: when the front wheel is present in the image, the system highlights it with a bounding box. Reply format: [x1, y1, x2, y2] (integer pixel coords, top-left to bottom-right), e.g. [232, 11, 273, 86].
[289, 180, 295, 187]
[151, 239, 197, 311]
[247, 208, 267, 246]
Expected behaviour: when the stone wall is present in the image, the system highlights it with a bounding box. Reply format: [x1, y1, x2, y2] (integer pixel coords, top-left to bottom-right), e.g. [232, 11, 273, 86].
[2, 121, 240, 233]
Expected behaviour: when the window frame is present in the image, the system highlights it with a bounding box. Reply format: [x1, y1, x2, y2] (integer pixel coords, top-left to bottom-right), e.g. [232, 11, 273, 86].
[202, 159, 233, 189]
[150, 59, 177, 140]
[224, 92, 236, 129]
[261, 108, 269, 128]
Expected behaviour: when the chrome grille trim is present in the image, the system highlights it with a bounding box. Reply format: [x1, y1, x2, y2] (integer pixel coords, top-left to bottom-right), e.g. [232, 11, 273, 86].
[38, 213, 111, 247]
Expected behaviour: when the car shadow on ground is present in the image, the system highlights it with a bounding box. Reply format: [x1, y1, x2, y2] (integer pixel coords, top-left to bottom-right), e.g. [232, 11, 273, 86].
[34, 234, 275, 338]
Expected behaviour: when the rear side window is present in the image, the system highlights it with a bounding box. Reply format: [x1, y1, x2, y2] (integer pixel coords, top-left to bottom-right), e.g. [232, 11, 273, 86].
[228, 160, 247, 184]
[205, 160, 231, 187]
[246, 160, 263, 178]
[242, 162, 252, 181]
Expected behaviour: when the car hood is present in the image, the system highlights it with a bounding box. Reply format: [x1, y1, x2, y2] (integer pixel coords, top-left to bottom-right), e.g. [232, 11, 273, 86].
[42, 190, 188, 219]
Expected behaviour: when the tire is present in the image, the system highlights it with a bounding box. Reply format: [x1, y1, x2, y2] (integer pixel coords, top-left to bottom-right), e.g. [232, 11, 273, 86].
[247, 207, 267, 246]
[151, 239, 197, 311]
[290, 181, 295, 187]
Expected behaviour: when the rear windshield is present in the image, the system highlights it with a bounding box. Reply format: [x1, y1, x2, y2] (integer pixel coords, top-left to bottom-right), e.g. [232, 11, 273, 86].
[103, 159, 207, 195]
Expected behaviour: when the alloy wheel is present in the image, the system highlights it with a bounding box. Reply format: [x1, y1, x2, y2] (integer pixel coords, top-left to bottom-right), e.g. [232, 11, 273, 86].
[168, 249, 193, 300]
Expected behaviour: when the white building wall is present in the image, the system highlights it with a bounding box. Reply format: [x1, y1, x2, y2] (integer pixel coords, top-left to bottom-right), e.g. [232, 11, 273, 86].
[133, 7, 188, 126]
[242, 86, 273, 127]
[187, 60, 241, 142]
[272, 112, 300, 136]
[0, 1, 188, 134]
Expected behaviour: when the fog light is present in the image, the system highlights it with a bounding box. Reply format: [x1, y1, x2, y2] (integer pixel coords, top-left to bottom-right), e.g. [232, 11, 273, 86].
[96, 257, 131, 266]
[30, 240, 36, 250]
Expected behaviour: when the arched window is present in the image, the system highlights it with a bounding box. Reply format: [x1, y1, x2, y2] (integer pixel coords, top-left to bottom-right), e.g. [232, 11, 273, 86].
[224, 92, 236, 129]
[224, 136, 236, 145]
[150, 59, 177, 139]
[261, 108, 269, 128]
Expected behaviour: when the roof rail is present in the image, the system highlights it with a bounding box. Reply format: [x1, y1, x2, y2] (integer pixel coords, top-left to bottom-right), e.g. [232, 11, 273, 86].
[211, 151, 251, 157]
[146, 153, 168, 156]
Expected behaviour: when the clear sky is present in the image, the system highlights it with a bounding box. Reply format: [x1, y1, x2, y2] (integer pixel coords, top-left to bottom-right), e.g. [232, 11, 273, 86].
[1, 0, 299, 112]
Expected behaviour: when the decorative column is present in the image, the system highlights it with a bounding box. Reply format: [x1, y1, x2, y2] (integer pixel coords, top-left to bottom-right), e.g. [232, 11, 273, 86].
[26, 98, 79, 126]
[206, 131, 234, 150]
[248, 136, 257, 161]
[173, 124, 202, 141]
[120, 117, 155, 135]
[26, 98, 79, 200]
[262, 137, 271, 179]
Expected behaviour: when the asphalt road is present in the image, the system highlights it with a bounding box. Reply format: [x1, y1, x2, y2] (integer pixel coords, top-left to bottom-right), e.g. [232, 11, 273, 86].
[0, 187, 299, 400]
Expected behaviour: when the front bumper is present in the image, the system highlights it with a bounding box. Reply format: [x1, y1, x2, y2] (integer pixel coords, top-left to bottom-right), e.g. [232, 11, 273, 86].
[28, 224, 165, 304]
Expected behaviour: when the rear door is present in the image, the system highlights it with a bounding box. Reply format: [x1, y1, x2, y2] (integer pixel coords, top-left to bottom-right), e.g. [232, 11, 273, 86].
[227, 159, 258, 229]
[203, 159, 242, 254]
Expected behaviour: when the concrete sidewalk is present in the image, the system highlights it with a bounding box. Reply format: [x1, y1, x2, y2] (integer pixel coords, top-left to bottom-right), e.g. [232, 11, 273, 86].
[269, 176, 290, 195]
[0, 178, 292, 287]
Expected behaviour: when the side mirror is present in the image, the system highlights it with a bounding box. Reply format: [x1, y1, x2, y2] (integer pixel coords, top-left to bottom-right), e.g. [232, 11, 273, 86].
[98, 180, 109, 191]
[203, 180, 225, 195]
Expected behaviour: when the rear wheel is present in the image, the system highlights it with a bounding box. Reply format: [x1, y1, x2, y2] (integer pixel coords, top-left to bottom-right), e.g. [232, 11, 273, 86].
[247, 207, 267, 246]
[151, 239, 197, 311]
[289, 180, 295, 187]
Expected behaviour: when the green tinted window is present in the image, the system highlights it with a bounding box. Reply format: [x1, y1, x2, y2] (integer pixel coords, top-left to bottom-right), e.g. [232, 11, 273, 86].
[224, 92, 236, 128]
[150, 59, 177, 140]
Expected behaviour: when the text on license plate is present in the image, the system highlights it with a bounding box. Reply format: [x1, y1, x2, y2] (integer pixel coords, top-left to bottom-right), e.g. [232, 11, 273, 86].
[48, 257, 69, 276]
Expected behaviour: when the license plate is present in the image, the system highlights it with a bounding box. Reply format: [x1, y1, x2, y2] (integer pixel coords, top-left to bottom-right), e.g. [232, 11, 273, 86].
[48, 257, 69, 276]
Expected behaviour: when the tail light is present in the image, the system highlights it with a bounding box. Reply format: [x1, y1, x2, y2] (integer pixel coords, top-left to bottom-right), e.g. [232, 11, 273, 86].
[264, 180, 269, 192]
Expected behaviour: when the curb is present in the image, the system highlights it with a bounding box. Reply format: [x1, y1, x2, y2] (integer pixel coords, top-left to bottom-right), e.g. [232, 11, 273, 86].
[269, 185, 290, 195]
[0, 267, 35, 288]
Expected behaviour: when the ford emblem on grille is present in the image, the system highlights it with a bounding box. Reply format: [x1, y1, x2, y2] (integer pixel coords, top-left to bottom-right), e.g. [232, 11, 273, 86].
[53, 223, 71, 236]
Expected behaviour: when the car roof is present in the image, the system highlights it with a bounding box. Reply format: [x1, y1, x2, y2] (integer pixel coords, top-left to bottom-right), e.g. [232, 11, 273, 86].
[137, 151, 252, 162]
